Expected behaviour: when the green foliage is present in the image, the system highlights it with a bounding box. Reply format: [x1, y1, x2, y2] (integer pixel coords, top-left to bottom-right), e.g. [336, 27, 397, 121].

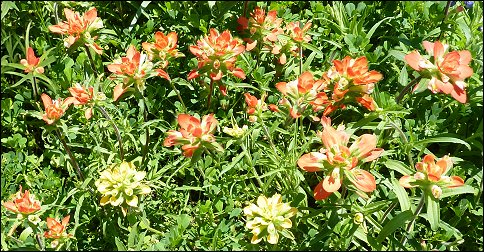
[1, 1, 482, 251]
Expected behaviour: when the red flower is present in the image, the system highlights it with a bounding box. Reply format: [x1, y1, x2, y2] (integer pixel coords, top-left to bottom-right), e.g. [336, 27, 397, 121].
[404, 40, 473, 103]
[2, 185, 41, 215]
[41, 93, 76, 125]
[44, 215, 73, 239]
[48, 7, 103, 54]
[164, 114, 221, 157]
[297, 117, 383, 200]
[20, 47, 44, 74]
[188, 28, 246, 83]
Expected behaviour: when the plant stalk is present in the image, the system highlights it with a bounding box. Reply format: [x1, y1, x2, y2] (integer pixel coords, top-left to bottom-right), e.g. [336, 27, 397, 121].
[97, 106, 124, 160]
[56, 128, 85, 181]
[207, 79, 214, 109]
[395, 76, 422, 104]
[438, 1, 452, 41]
[401, 193, 426, 246]
[32, 75, 39, 101]
[84, 44, 99, 78]
[168, 79, 186, 112]
[141, 97, 150, 166]
[387, 118, 415, 169]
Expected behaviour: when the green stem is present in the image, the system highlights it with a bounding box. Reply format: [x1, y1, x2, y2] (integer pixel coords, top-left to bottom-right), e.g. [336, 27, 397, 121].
[259, 119, 278, 155]
[401, 193, 426, 246]
[96, 106, 124, 160]
[207, 79, 214, 110]
[387, 117, 415, 169]
[84, 44, 99, 78]
[141, 97, 150, 166]
[168, 79, 186, 112]
[241, 142, 263, 188]
[7, 220, 21, 237]
[437, 1, 452, 41]
[32, 75, 39, 101]
[55, 128, 85, 181]
[35, 233, 44, 251]
[395, 76, 422, 104]
[381, 200, 398, 222]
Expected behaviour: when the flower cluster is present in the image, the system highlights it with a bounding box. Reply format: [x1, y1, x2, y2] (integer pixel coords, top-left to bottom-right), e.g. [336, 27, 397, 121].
[399, 154, 465, 199]
[321, 56, 383, 115]
[107, 45, 161, 100]
[142, 31, 185, 80]
[405, 40, 473, 103]
[243, 194, 297, 244]
[297, 117, 384, 200]
[44, 215, 74, 247]
[48, 7, 103, 54]
[95, 161, 151, 216]
[164, 114, 223, 157]
[41, 93, 76, 125]
[274, 71, 330, 119]
[2, 185, 41, 216]
[188, 28, 246, 95]
[237, 7, 311, 65]
[244, 93, 278, 122]
[20, 47, 44, 74]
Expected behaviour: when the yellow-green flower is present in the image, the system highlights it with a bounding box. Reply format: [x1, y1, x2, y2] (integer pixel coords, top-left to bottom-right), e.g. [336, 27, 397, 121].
[243, 194, 297, 244]
[95, 161, 151, 216]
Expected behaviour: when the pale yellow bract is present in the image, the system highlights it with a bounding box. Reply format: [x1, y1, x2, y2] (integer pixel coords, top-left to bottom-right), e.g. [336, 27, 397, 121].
[95, 161, 151, 216]
[243, 194, 297, 245]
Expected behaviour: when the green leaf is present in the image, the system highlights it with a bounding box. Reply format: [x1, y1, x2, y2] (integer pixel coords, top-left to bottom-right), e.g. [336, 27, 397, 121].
[398, 65, 408, 87]
[376, 209, 413, 243]
[392, 178, 411, 211]
[384, 159, 414, 176]
[426, 193, 440, 231]
[301, 42, 325, 58]
[19, 226, 33, 241]
[413, 136, 471, 151]
[364, 17, 393, 41]
[115, 237, 127, 251]
[441, 185, 476, 199]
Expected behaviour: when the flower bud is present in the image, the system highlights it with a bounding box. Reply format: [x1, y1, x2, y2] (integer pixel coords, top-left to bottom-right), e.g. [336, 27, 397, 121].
[353, 212, 364, 225]
[431, 185, 442, 199]
[414, 172, 425, 180]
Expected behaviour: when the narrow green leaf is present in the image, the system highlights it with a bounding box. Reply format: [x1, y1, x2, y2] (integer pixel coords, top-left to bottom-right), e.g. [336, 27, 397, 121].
[426, 193, 440, 231]
[376, 209, 413, 243]
[19, 226, 33, 241]
[398, 65, 408, 86]
[441, 185, 476, 199]
[385, 160, 414, 176]
[365, 17, 393, 41]
[392, 178, 411, 211]
[115, 237, 127, 251]
[301, 42, 325, 58]
[413, 136, 471, 151]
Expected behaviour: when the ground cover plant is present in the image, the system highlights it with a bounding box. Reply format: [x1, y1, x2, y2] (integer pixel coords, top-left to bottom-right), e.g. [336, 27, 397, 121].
[1, 1, 483, 251]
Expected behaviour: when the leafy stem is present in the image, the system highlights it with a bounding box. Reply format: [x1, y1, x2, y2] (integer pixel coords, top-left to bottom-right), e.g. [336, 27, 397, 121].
[401, 193, 426, 246]
[96, 105, 124, 160]
[84, 44, 99, 78]
[55, 127, 85, 181]
[395, 76, 422, 104]
[438, 1, 452, 41]
[387, 117, 415, 169]
[168, 79, 186, 112]
[140, 96, 150, 166]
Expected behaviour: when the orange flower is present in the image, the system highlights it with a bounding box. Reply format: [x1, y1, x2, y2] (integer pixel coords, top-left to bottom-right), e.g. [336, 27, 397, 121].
[2, 185, 41, 215]
[237, 7, 284, 51]
[41, 93, 76, 125]
[44, 215, 73, 239]
[164, 114, 222, 157]
[275, 71, 328, 119]
[404, 40, 473, 103]
[297, 117, 384, 200]
[399, 154, 464, 199]
[323, 56, 382, 115]
[20, 47, 44, 74]
[188, 28, 246, 84]
[286, 21, 312, 43]
[48, 7, 103, 54]
[68, 83, 95, 119]
[142, 31, 184, 81]
[108, 45, 159, 99]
